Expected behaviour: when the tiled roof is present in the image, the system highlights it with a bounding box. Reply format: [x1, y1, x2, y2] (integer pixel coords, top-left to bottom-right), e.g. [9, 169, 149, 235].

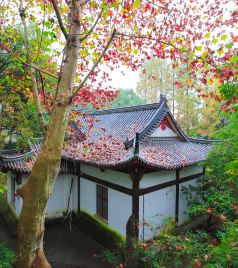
[0, 95, 214, 173]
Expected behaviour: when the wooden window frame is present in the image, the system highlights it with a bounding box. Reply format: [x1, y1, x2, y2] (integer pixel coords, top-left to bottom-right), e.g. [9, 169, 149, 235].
[96, 184, 108, 220]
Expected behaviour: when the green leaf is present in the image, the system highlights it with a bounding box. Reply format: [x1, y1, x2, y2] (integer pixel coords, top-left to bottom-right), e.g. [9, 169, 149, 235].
[133, 0, 140, 8]
[220, 34, 228, 41]
[133, 49, 139, 55]
[81, 49, 89, 57]
[225, 42, 234, 50]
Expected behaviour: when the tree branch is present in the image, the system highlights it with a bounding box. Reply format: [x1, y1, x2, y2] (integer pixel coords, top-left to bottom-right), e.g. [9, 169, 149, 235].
[37, 70, 51, 112]
[142, 0, 167, 9]
[116, 32, 219, 71]
[51, 0, 68, 40]
[69, 28, 116, 103]
[80, 10, 103, 42]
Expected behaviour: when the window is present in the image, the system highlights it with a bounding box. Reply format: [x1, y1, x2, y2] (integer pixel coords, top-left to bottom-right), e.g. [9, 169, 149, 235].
[96, 185, 108, 220]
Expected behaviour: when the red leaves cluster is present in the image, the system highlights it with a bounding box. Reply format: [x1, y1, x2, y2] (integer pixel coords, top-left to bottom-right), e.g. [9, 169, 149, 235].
[63, 134, 129, 165]
[72, 87, 118, 110]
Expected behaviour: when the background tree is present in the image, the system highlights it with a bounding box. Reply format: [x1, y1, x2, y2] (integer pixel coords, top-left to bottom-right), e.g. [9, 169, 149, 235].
[136, 58, 174, 102]
[136, 58, 222, 137]
[111, 88, 144, 108]
[183, 109, 238, 220]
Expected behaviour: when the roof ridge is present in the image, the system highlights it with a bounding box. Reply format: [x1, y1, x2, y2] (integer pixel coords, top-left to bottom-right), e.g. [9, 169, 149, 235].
[0, 150, 33, 161]
[74, 100, 164, 115]
[124, 100, 167, 147]
[188, 137, 221, 144]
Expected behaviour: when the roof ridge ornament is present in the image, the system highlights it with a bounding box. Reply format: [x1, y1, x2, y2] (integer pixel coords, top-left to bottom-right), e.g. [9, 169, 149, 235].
[134, 133, 140, 156]
[160, 93, 168, 103]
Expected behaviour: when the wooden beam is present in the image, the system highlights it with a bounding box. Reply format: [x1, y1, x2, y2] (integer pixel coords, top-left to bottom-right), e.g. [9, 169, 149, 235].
[175, 169, 180, 224]
[80, 171, 203, 197]
[80, 172, 133, 196]
[139, 172, 204, 196]
[179, 172, 204, 184]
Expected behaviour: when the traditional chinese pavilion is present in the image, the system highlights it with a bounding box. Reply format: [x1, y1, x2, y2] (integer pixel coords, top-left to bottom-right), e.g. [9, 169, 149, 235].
[0, 94, 213, 240]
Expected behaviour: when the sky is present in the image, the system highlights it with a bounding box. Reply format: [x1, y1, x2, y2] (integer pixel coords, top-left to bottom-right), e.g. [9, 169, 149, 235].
[109, 67, 140, 90]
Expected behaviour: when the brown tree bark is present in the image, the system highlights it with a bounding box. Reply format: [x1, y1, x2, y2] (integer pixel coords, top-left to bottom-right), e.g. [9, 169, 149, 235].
[15, 1, 82, 267]
[125, 215, 138, 268]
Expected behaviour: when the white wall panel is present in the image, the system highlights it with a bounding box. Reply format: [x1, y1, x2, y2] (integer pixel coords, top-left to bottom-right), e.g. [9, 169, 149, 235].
[80, 165, 132, 188]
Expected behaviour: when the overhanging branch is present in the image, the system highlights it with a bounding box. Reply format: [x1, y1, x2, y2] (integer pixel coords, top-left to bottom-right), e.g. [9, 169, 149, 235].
[116, 32, 219, 70]
[69, 28, 117, 102]
[80, 10, 103, 43]
[51, 0, 68, 40]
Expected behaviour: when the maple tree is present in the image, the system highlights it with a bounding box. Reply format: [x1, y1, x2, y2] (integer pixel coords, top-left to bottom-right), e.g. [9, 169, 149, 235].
[0, 0, 237, 267]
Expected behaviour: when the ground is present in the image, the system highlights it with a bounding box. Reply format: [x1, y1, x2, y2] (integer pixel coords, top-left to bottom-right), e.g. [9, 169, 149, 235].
[0, 198, 112, 268]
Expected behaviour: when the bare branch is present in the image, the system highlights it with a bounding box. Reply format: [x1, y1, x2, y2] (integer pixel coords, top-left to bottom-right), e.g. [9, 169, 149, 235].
[142, 0, 166, 9]
[80, 10, 103, 42]
[51, 0, 68, 40]
[116, 32, 179, 49]
[37, 70, 51, 112]
[69, 28, 117, 103]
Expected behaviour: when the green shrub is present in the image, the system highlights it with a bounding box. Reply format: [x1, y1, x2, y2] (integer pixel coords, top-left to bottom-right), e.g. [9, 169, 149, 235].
[204, 221, 238, 268]
[0, 244, 14, 268]
[139, 230, 213, 268]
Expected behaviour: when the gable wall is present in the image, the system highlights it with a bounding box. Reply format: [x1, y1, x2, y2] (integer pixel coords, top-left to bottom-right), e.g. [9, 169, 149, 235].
[149, 126, 177, 137]
[149, 117, 178, 138]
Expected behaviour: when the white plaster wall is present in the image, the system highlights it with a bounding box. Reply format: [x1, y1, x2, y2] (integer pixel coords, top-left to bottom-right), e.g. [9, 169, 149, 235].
[179, 179, 197, 223]
[46, 174, 78, 219]
[139, 166, 203, 240]
[139, 186, 176, 240]
[150, 126, 177, 138]
[7, 172, 12, 203]
[142, 170, 176, 188]
[11, 173, 78, 219]
[108, 189, 132, 236]
[14, 175, 27, 215]
[80, 165, 132, 188]
[180, 166, 203, 178]
[80, 177, 132, 236]
[80, 178, 96, 214]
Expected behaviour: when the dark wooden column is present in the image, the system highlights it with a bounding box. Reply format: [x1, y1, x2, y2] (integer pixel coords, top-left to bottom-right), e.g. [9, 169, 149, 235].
[175, 169, 180, 224]
[130, 167, 143, 238]
[77, 165, 81, 214]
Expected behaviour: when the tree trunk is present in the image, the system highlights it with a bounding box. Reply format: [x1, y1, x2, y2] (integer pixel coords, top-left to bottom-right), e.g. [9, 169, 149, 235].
[125, 215, 138, 268]
[15, 2, 81, 267]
